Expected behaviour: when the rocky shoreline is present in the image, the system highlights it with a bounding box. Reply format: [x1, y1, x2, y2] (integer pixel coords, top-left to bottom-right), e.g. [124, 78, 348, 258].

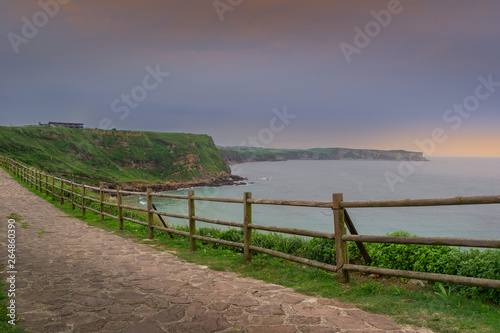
[112, 173, 247, 192]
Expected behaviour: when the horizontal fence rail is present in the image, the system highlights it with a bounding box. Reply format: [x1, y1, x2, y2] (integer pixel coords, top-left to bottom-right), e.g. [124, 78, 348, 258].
[342, 195, 500, 208]
[342, 235, 500, 249]
[1, 156, 499, 290]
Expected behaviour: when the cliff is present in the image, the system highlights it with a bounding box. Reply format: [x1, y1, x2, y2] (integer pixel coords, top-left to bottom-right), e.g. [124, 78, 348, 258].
[0, 126, 240, 189]
[219, 147, 428, 164]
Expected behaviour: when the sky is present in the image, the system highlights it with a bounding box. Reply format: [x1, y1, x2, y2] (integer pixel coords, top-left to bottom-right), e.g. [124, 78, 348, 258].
[1, 0, 499, 157]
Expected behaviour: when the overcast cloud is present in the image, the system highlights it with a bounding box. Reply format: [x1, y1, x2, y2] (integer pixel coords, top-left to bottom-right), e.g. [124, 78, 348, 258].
[1, 0, 499, 156]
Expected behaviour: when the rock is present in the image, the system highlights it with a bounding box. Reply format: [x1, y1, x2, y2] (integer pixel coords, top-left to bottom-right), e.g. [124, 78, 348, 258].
[408, 279, 428, 287]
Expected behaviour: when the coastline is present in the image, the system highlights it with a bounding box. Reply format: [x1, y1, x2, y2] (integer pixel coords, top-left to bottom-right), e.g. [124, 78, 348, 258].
[113, 172, 247, 192]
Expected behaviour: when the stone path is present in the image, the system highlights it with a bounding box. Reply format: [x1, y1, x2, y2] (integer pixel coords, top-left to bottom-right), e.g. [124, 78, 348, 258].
[0, 169, 433, 332]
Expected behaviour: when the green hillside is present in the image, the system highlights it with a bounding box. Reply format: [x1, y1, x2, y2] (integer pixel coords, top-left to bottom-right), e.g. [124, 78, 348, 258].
[0, 126, 230, 185]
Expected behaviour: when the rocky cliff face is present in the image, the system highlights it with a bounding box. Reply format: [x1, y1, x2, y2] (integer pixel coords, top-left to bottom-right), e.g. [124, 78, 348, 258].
[219, 147, 427, 164]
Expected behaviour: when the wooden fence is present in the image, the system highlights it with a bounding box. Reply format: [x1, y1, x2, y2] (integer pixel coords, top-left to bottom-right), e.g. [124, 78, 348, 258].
[1, 156, 499, 289]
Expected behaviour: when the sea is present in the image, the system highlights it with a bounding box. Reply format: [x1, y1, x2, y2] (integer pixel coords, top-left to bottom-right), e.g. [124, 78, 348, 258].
[123, 157, 500, 240]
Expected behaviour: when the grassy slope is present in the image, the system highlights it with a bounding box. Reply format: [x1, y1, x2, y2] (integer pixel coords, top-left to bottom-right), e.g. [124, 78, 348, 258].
[0, 126, 229, 185]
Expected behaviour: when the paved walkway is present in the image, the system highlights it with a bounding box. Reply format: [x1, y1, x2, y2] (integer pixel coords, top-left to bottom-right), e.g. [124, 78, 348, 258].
[0, 169, 433, 333]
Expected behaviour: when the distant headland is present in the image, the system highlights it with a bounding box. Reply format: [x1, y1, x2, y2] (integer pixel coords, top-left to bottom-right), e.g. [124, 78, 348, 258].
[218, 147, 428, 164]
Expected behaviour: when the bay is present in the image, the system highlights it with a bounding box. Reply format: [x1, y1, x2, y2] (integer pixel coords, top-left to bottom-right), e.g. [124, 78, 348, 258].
[124, 157, 500, 240]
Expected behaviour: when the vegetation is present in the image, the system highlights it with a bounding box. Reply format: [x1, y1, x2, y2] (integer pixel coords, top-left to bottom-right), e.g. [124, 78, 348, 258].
[196, 228, 499, 303]
[1, 165, 499, 333]
[0, 126, 230, 185]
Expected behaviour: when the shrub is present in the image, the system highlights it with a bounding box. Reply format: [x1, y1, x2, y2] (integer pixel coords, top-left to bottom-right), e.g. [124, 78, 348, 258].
[218, 228, 244, 243]
[429, 248, 500, 301]
[303, 238, 336, 264]
[368, 231, 422, 271]
[368, 231, 500, 303]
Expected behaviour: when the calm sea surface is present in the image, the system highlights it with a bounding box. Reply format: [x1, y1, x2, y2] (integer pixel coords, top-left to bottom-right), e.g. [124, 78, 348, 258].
[124, 157, 500, 240]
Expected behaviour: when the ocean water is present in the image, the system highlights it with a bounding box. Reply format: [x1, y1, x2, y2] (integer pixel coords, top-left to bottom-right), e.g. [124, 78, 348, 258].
[124, 157, 500, 241]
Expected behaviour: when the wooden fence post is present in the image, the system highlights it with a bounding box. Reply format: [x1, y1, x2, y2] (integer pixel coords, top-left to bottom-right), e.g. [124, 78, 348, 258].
[147, 188, 154, 239]
[243, 192, 253, 262]
[81, 183, 86, 215]
[117, 186, 123, 230]
[333, 193, 349, 283]
[37, 171, 41, 192]
[188, 190, 196, 251]
[71, 181, 75, 210]
[51, 176, 55, 201]
[100, 184, 104, 221]
[60, 180, 64, 205]
[44, 173, 49, 195]
[30, 169, 33, 188]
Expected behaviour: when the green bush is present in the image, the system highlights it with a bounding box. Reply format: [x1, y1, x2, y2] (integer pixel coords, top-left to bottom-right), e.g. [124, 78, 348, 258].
[368, 231, 499, 303]
[219, 228, 244, 244]
[368, 231, 453, 272]
[429, 248, 500, 301]
[303, 238, 336, 264]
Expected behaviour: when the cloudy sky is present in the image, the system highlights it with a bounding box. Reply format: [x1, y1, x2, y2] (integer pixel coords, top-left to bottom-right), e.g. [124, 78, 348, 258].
[1, 0, 499, 157]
